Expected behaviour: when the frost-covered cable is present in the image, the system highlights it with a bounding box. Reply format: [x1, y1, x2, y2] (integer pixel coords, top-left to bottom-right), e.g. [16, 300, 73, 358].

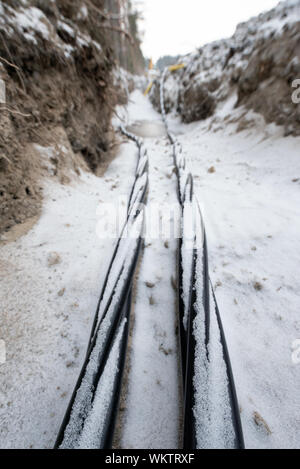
[160, 69, 245, 450]
[55, 127, 149, 450]
[87, 129, 148, 345]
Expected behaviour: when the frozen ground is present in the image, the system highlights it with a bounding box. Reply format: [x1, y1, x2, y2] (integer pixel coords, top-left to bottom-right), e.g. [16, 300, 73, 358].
[119, 93, 181, 449]
[119, 91, 300, 449]
[0, 90, 300, 449]
[0, 141, 137, 449]
[167, 98, 300, 449]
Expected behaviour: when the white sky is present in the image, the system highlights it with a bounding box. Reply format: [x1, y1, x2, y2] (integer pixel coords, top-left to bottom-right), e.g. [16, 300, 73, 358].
[136, 0, 280, 61]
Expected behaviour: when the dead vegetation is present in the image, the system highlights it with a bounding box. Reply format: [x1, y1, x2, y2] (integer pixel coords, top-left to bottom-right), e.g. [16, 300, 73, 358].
[253, 411, 272, 435]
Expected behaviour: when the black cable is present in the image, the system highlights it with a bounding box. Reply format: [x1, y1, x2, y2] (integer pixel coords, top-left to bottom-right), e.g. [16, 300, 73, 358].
[54, 127, 148, 450]
[160, 68, 245, 450]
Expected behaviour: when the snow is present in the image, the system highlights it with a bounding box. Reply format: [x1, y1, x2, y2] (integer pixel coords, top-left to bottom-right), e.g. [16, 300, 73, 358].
[59, 212, 143, 450]
[1, 84, 300, 448]
[166, 96, 300, 449]
[128, 172, 148, 215]
[0, 141, 137, 449]
[93, 229, 139, 334]
[0, 3, 102, 58]
[57, 20, 75, 38]
[119, 93, 181, 449]
[193, 256, 236, 449]
[76, 319, 126, 449]
[163, 79, 241, 448]
[33, 144, 57, 175]
[116, 89, 161, 125]
[156, 0, 300, 121]
[78, 5, 89, 21]
[13, 7, 52, 42]
[128, 82, 300, 449]
[181, 200, 195, 331]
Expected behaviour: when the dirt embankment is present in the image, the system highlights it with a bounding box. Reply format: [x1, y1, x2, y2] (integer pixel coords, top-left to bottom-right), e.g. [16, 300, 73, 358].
[0, 0, 143, 235]
[150, 0, 300, 134]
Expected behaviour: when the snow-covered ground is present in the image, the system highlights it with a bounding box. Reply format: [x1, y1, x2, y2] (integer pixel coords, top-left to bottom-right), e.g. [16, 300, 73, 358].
[0, 142, 138, 449]
[1, 90, 300, 449]
[118, 93, 181, 449]
[118, 91, 300, 449]
[167, 100, 300, 449]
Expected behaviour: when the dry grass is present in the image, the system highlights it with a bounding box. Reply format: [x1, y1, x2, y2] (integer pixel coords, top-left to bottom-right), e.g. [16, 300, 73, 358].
[253, 411, 272, 435]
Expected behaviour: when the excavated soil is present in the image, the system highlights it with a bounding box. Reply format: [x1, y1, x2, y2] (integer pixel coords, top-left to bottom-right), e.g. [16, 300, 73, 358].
[0, 0, 138, 235]
[150, 4, 300, 137]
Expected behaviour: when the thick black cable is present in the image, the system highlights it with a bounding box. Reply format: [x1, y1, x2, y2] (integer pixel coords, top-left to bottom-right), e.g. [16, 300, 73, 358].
[54, 127, 148, 450]
[160, 68, 245, 450]
[88, 136, 147, 347]
[54, 235, 143, 449]
[102, 289, 132, 449]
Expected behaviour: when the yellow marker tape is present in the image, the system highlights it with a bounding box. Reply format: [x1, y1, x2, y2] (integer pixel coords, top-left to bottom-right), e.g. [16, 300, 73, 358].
[168, 63, 186, 72]
[144, 81, 154, 96]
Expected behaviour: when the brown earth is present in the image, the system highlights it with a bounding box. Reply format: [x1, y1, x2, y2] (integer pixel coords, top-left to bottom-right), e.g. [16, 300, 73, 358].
[150, 9, 300, 137]
[179, 83, 216, 123]
[236, 22, 300, 136]
[0, 0, 143, 235]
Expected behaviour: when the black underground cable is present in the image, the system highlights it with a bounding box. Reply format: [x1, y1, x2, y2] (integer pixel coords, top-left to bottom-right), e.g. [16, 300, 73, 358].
[88, 137, 147, 348]
[160, 69, 245, 449]
[54, 127, 148, 450]
[102, 289, 133, 449]
[54, 235, 143, 449]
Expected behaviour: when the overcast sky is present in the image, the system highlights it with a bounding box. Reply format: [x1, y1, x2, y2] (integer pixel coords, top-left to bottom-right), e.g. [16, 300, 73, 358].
[136, 0, 280, 61]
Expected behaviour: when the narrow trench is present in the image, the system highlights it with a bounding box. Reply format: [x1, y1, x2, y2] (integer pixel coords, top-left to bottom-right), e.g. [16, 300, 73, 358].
[112, 243, 145, 449]
[113, 123, 183, 449]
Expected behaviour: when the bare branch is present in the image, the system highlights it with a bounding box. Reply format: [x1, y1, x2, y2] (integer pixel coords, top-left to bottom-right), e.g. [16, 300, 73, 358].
[84, 0, 134, 44]
[85, 0, 118, 21]
[101, 24, 134, 45]
[0, 105, 31, 117]
[0, 32, 26, 93]
[0, 154, 12, 164]
[0, 56, 20, 71]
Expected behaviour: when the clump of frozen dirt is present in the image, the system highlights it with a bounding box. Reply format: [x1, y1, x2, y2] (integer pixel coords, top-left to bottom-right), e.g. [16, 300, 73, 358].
[179, 83, 216, 123]
[0, 0, 144, 234]
[150, 0, 300, 135]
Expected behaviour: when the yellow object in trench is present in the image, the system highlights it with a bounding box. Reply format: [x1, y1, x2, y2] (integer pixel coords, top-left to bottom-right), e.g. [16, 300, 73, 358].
[168, 63, 186, 72]
[144, 81, 154, 96]
[144, 63, 185, 96]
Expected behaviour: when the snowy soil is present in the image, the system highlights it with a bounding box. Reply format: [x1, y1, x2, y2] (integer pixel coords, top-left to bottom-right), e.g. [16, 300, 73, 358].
[119, 96, 181, 449]
[119, 146, 181, 448]
[1, 90, 300, 449]
[167, 100, 300, 449]
[0, 142, 137, 449]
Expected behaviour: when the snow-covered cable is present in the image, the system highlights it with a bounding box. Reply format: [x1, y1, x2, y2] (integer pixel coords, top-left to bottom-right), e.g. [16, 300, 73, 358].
[55, 126, 149, 450]
[160, 69, 245, 450]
